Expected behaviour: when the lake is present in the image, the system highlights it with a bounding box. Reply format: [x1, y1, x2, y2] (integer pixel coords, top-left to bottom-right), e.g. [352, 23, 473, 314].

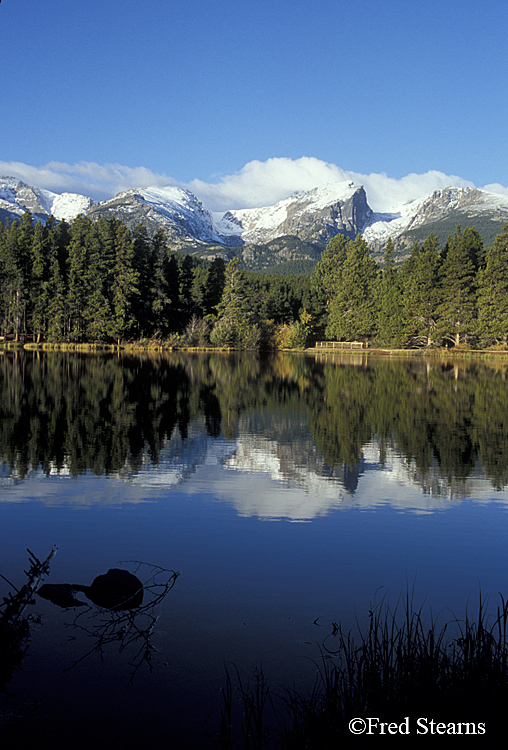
[1, 350, 508, 747]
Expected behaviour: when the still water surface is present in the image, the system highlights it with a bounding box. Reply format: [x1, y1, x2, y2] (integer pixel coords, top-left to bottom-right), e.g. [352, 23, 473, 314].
[1, 351, 508, 746]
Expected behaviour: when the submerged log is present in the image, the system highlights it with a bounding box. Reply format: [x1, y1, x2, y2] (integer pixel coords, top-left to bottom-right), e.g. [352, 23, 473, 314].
[38, 568, 144, 610]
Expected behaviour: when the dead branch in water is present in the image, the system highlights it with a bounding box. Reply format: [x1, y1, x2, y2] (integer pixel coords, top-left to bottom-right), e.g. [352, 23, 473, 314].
[0, 548, 57, 690]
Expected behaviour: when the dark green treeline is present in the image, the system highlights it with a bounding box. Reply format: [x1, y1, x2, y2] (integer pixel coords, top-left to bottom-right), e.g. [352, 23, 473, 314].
[2, 350, 508, 493]
[2, 211, 508, 349]
[0, 213, 310, 346]
[315, 224, 508, 348]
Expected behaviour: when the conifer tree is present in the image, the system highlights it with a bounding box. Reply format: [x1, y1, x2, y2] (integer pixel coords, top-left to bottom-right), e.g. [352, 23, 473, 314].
[147, 229, 176, 334]
[55, 218, 71, 281]
[401, 235, 441, 346]
[46, 247, 66, 342]
[82, 222, 111, 341]
[66, 215, 93, 341]
[43, 217, 67, 342]
[462, 226, 485, 272]
[205, 257, 226, 316]
[311, 233, 351, 329]
[376, 238, 407, 347]
[177, 253, 196, 326]
[10, 212, 34, 340]
[110, 220, 140, 344]
[436, 226, 477, 347]
[211, 257, 260, 348]
[132, 223, 152, 335]
[190, 256, 225, 320]
[0, 222, 10, 338]
[476, 222, 508, 345]
[2, 218, 26, 340]
[30, 220, 50, 341]
[325, 234, 378, 341]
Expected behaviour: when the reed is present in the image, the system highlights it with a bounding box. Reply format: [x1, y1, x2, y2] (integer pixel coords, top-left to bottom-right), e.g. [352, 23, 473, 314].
[214, 589, 508, 747]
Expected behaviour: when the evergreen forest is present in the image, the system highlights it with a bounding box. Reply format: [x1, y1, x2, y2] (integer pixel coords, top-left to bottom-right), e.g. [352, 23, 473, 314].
[1, 210, 508, 350]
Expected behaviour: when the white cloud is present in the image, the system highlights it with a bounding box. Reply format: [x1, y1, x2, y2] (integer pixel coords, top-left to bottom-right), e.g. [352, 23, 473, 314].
[1, 156, 506, 213]
[355, 170, 475, 213]
[187, 157, 350, 210]
[482, 183, 508, 198]
[188, 159, 478, 213]
[0, 160, 176, 201]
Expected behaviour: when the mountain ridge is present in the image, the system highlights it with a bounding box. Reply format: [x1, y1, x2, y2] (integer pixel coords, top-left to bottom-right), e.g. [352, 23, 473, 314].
[2, 175, 508, 269]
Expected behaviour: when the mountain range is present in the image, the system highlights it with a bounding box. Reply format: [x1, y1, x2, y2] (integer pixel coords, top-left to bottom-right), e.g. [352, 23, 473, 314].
[2, 175, 508, 271]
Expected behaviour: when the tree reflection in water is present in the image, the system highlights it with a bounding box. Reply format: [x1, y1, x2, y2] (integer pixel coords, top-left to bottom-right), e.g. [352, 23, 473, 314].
[3, 350, 508, 497]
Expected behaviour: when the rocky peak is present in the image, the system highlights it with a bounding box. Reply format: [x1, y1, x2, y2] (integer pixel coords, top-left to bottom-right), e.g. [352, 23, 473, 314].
[0, 176, 55, 216]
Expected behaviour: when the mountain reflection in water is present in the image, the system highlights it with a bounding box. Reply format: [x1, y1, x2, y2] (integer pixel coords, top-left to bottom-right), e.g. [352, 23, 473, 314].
[2, 350, 508, 515]
[2, 351, 508, 745]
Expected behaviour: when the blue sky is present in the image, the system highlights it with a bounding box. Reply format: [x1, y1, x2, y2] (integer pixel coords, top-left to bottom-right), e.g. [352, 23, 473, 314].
[1, 0, 507, 210]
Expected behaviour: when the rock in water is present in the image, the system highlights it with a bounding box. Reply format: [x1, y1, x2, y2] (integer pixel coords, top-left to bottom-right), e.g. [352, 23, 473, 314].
[85, 569, 144, 610]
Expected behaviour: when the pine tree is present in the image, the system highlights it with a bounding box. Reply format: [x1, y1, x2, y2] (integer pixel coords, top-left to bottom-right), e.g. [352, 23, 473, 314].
[147, 229, 175, 335]
[44, 217, 67, 342]
[66, 215, 93, 341]
[85, 222, 113, 341]
[376, 238, 407, 347]
[204, 257, 225, 316]
[132, 223, 152, 335]
[436, 226, 477, 347]
[109, 220, 140, 344]
[2, 218, 27, 341]
[311, 233, 351, 329]
[12, 212, 34, 340]
[0, 222, 10, 338]
[401, 235, 441, 347]
[211, 257, 260, 348]
[30, 220, 50, 342]
[177, 254, 194, 321]
[462, 226, 485, 272]
[190, 256, 225, 320]
[190, 264, 209, 317]
[476, 222, 508, 345]
[325, 235, 378, 342]
[46, 247, 66, 342]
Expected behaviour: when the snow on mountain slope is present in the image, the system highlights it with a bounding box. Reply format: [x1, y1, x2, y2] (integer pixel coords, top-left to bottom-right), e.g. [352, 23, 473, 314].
[51, 192, 95, 220]
[0, 176, 57, 216]
[89, 185, 239, 245]
[0, 176, 94, 221]
[136, 186, 221, 240]
[85, 181, 371, 248]
[223, 181, 367, 243]
[3, 175, 508, 258]
[363, 198, 426, 247]
[363, 187, 508, 249]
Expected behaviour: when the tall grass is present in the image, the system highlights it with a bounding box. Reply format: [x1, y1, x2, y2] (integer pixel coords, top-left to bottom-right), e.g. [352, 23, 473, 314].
[212, 590, 508, 747]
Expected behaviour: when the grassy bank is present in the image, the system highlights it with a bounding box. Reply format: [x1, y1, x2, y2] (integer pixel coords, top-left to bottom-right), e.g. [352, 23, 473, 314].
[0, 341, 237, 353]
[2, 340, 508, 359]
[211, 590, 508, 746]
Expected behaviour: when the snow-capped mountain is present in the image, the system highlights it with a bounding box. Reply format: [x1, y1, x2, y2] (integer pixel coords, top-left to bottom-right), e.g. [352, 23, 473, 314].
[85, 181, 373, 250]
[0, 176, 94, 222]
[2, 175, 508, 268]
[86, 185, 243, 247]
[364, 187, 508, 253]
[218, 182, 373, 245]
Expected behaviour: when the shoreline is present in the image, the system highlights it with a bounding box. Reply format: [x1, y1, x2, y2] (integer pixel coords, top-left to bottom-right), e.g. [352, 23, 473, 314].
[1, 341, 508, 360]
